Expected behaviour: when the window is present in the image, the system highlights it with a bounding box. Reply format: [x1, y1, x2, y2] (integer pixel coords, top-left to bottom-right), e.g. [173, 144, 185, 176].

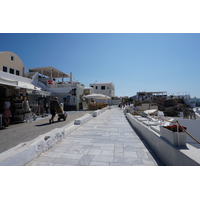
[11, 56, 14, 61]
[3, 66, 7, 72]
[2, 66, 20, 75]
[16, 70, 20, 76]
[84, 89, 90, 95]
[9, 68, 14, 74]
[96, 86, 98, 89]
[101, 86, 105, 90]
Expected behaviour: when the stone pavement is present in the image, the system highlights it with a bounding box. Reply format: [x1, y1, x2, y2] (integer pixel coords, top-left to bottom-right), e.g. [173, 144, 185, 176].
[0, 110, 92, 153]
[26, 107, 163, 166]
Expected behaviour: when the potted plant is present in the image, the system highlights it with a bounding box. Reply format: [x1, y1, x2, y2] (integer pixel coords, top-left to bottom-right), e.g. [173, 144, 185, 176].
[160, 124, 187, 147]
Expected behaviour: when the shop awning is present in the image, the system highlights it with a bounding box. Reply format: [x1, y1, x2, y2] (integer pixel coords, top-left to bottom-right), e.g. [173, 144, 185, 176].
[0, 76, 18, 87]
[17, 81, 41, 90]
[0, 76, 41, 91]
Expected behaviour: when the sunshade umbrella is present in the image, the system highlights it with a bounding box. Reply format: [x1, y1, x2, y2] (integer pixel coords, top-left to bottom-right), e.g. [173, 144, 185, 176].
[84, 93, 111, 99]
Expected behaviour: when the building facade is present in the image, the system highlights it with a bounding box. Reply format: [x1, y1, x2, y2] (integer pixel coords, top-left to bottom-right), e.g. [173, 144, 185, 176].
[89, 82, 115, 97]
[0, 51, 25, 77]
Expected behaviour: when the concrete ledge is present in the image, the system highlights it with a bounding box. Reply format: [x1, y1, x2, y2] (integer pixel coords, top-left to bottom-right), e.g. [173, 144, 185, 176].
[92, 106, 110, 117]
[74, 113, 93, 125]
[93, 110, 102, 117]
[126, 113, 200, 166]
[142, 121, 160, 126]
[93, 106, 109, 117]
[135, 117, 148, 122]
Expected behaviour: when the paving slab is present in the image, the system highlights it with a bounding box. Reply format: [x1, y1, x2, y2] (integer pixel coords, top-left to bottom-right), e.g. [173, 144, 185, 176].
[26, 108, 164, 166]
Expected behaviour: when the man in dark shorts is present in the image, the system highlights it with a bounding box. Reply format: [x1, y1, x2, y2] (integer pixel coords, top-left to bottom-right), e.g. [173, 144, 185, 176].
[49, 97, 59, 123]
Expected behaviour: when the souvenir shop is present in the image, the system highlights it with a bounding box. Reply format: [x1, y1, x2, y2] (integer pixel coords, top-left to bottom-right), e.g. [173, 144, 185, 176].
[0, 83, 53, 124]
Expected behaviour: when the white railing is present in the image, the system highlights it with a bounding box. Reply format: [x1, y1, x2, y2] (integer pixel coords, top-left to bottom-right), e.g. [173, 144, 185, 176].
[47, 82, 85, 89]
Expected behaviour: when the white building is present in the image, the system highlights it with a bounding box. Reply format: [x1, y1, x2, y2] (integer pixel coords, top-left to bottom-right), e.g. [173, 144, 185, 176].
[26, 67, 88, 110]
[0, 51, 88, 113]
[89, 82, 115, 97]
[89, 82, 120, 105]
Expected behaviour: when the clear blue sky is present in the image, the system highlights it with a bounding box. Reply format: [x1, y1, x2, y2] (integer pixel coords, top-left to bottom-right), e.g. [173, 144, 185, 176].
[1, 33, 200, 97]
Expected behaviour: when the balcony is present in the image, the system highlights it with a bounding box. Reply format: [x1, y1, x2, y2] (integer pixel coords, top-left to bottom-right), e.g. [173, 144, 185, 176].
[47, 81, 85, 89]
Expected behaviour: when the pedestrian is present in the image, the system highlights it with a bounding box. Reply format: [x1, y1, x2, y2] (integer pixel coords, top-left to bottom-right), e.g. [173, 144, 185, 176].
[9, 96, 15, 123]
[39, 99, 44, 115]
[63, 99, 68, 117]
[122, 103, 125, 111]
[2, 97, 12, 127]
[49, 97, 59, 124]
[45, 100, 50, 114]
[133, 105, 139, 114]
[22, 96, 32, 122]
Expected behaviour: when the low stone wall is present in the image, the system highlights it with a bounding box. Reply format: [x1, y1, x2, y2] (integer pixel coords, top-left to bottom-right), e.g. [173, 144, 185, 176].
[126, 113, 200, 166]
[0, 123, 80, 166]
[74, 113, 93, 125]
[93, 110, 102, 117]
[93, 106, 113, 117]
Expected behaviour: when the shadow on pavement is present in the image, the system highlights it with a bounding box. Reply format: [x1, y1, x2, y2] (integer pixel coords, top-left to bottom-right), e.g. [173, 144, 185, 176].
[35, 123, 52, 126]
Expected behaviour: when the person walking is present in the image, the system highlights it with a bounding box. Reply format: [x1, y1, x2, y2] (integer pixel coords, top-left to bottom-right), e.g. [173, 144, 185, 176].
[49, 97, 59, 124]
[133, 105, 139, 114]
[63, 98, 68, 117]
[22, 96, 32, 122]
[2, 97, 12, 127]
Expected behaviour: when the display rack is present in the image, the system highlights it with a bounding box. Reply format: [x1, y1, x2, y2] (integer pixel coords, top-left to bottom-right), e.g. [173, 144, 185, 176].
[13, 98, 24, 123]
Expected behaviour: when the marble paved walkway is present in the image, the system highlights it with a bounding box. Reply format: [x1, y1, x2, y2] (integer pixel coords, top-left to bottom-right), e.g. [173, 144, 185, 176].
[27, 108, 163, 166]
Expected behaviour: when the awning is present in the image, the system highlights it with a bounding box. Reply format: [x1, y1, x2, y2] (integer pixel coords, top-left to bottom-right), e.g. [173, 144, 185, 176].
[29, 66, 70, 78]
[0, 76, 41, 91]
[85, 93, 111, 99]
[0, 76, 18, 86]
[17, 81, 41, 90]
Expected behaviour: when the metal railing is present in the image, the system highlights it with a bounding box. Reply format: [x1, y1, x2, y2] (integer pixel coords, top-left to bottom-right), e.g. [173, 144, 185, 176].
[47, 82, 85, 89]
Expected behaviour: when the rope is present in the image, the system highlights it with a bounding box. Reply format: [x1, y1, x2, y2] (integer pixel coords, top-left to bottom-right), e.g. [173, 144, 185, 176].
[134, 112, 200, 144]
[176, 121, 200, 144]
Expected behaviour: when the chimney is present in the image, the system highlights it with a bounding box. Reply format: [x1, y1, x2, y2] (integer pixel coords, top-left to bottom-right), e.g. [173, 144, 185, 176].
[70, 72, 72, 82]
